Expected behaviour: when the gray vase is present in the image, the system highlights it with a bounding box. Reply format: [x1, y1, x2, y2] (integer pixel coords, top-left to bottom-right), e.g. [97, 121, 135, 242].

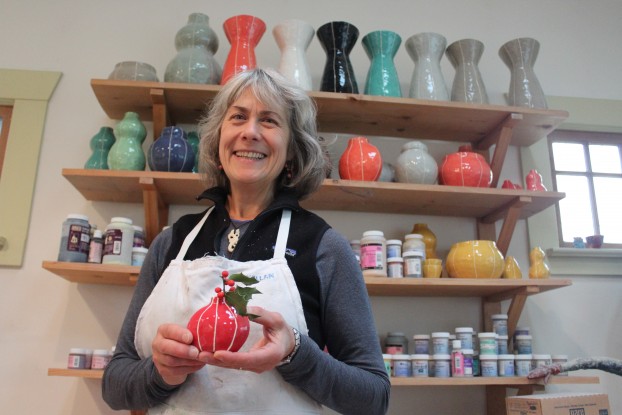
[499, 37, 547, 108]
[446, 39, 489, 104]
[405, 32, 449, 100]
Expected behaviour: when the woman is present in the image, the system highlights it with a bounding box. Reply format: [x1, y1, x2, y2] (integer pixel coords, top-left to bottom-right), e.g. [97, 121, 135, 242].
[102, 68, 390, 414]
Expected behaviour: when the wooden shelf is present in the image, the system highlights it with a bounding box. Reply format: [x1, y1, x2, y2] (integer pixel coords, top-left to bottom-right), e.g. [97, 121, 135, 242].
[48, 368, 105, 379]
[43, 261, 139, 286]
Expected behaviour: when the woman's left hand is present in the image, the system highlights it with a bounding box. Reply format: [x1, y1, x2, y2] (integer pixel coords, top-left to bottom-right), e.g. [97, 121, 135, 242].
[198, 306, 296, 373]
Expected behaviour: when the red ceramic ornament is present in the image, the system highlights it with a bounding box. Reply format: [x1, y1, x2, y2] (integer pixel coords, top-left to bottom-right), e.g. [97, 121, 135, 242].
[220, 15, 266, 85]
[501, 179, 523, 189]
[338, 136, 383, 181]
[187, 296, 250, 352]
[439, 145, 493, 187]
[525, 169, 547, 191]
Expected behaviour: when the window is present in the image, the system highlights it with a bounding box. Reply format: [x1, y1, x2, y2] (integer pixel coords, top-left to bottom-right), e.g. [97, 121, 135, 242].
[549, 130, 622, 248]
[0, 105, 12, 179]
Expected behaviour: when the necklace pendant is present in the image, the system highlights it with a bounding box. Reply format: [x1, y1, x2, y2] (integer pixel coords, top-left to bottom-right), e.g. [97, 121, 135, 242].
[227, 228, 240, 253]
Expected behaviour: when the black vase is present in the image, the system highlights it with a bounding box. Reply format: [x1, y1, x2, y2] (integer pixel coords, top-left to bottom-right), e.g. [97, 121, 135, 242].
[317, 21, 359, 93]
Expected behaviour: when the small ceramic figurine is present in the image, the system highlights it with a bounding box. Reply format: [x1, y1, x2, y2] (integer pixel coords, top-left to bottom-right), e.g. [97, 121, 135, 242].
[526, 169, 547, 191]
[501, 179, 523, 190]
[502, 255, 522, 279]
[573, 237, 586, 248]
[528, 246, 550, 279]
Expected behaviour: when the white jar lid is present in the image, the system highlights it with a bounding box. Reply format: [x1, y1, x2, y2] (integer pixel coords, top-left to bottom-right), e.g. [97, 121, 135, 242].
[132, 247, 149, 254]
[479, 354, 498, 360]
[515, 354, 533, 360]
[404, 233, 423, 240]
[497, 335, 509, 340]
[533, 354, 551, 359]
[552, 354, 568, 360]
[413, 334, 430, 340]
[515, 334, 532, 340]
[382, 354, 393, 359]
[432, 354, 450, 360]
[386, 239, 402, 245]
[411, 354, 430, 359]
[362, 230, 384, 237]
[110, 217, 133, 225]
[69, 348, 88, 354]
[478, 332, 498, 338]
[455, 327, 473, 333]
[462, 349, 474, 354]
[67, 214, 89, 221]
[393, 354, 411, 360]
[93, 229, 103, 238]
[403, 250, 424, 257]
[431, 332, 450, 338]
[132, 225, 144, 231]
[491, 314, 508, 320]
[93, 349, 111, 356]
[498, 354, 515, 360]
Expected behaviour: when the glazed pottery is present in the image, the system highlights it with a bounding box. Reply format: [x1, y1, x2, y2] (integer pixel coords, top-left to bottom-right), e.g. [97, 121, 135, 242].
[395, 141, 438, 184]
[273, 19, 314, 90]
[446, 240, 504, 279]
[405, 32, 449, 100]
[338, 136, 382, 181]
[526, 169, 547, 191]
[586, 235, 604, 248]
[220, 15, 266, 85]
[411, 223, 438, 259]
[502, 256, 522, 279]
[165, 13, 221, 84]
[187, 296, 250, 352]
[528, 246, 550, 279]
[439, 145, 493, 187]
[84, 127, 115, 169]
[499, 37, 548, 108]
[317, 21, 359, 93]
[362, 30, 402, 97]
[108, 112, 146, 171]
[423, 258, 443, 278]
[186, 131, 200, 173]
[378, 162, 395, 182]
[446, 39, 489, 104]
[148, 126, 195, 172]
[108, 61, 159, 82]
[501, 179, 522, 190]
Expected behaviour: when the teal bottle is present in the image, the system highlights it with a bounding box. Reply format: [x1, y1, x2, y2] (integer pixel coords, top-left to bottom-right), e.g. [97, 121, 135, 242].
[107, 112, 147, 171]
[186, 131, 200, 173]
[84, 127, 115, 169]
[362, 30, 402, 97]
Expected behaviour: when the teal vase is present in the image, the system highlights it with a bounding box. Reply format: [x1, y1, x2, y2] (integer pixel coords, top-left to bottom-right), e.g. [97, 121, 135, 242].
[84, 127, 115, 169]
[108, 112, 147, 171]
[186, 131, 200, 173]
[362, 30, 402, 97]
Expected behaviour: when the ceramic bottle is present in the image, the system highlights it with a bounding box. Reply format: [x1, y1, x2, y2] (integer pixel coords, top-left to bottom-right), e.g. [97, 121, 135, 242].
[362, 30, 402, 97]
[411, 223, 438, 259]
[107, 112, 146, 171]
[405, 32, 449, 100]
[439, 145, 493, 187]
[84, 127, 115, 169]
[317, 21, 359, 93]
[273, 19, 314, 90]
[220, 15, 266, 85]
[446, 39, 489, 104]
[395, 141, 438, 184]
[338, 136, 382, 181]
[529, 247, 550, 279]
[499, 37, 548, 108]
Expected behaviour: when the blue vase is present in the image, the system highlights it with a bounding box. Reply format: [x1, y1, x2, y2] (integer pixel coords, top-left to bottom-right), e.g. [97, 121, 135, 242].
[84, 127, 115, 169]
[148, 126, 195, 172]
[362, 30, 402, 97]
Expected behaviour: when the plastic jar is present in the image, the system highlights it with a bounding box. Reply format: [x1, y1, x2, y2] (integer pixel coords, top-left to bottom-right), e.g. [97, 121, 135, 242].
[387, 257, 404, 278]
[497, 335, 509, 355]
[431, 332, 450, 354]
[91, 349, 112, 369]
[413, 334, 430, 354]
[472, 352, 481, 376]
[432, 354, 451, 377]
[132, 225, 146, 248]
[532, 354, 552, 370]
[392, 354, 412, 377]
[552, 354, 568, 376]
[360, 230, 387, 277]
[514, 326, 530, 345]
[386, 239, 402, 259]
[463, 348, 474, 377]
[515, 334, 533, 354]
[67, 348, 88, 369]
[515, 354, 533, 376]
[87, 229, 104, 264]
[131, 246, 148, 266]
[384, 332, 408, 355]
[455, 327, 474, 350]
[480, 354, 498, 377]
[350, 240, 361, 263]
[491, 313, 508, 335]
[411, 354, 429, 377]
[497, 354, 515, 377]
[478, 332, 498, 355]
[403, 251, 424, 278]
[102, 217, 135, 265]
[58, 214, 91, 262]
[382, 354, 392, 376]
[403, 233, 426, 256]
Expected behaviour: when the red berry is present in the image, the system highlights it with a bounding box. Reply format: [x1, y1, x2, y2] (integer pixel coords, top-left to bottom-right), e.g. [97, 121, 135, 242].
[221, 270, 229, 278]
[217, 291, 225, 298]
[226, 279, 235, 287]
[215, 287, 222, 293]
[229, 286, 236, 292]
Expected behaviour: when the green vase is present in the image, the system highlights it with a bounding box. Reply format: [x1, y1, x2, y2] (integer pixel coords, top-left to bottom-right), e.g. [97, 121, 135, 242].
[84, 127, 115, 169]
[362, 30, 402, 97]
[108, 112, 146, 171]
[186, 131, 200, 173]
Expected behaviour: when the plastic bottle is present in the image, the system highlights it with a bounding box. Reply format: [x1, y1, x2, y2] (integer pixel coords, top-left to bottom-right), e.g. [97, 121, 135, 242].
[58, 214, 91, 262]
[102, 217, 135, 265]
[403, 234, 425, 277]
[387, 257, 404, 278]
[87, 229, 104, 264]
[386, 239, 402, 259]
[360, 230, 387, 277]
[384, 331, 409, 354]
[451, 339, 465, 377]
[132, 225, 146, 248]
[463, 348, 474, 377]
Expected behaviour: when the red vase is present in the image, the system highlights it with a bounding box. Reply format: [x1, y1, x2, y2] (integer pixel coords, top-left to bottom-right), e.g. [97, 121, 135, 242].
[187, 296, 250, 352]
[339, 136, 383, 181]
[220, 15, 266, 85]
[439, 145, 492, 187]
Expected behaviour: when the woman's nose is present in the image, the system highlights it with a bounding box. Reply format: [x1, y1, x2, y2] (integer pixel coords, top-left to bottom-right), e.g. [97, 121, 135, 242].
[242, 119, 260, 140]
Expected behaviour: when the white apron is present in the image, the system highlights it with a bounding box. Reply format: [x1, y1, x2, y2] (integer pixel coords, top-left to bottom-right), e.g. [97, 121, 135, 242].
[135, 207, 322, 414]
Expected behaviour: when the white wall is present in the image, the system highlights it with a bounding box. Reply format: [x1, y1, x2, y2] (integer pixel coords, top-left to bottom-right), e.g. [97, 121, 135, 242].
[1, 0, 621, 413]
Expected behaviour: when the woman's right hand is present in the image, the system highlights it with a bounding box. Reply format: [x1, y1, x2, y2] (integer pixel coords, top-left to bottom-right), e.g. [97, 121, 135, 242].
[152, 323, 206, 386]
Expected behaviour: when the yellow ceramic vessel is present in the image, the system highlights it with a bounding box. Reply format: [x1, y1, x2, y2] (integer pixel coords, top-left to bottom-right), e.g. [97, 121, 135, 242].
[446, 240, 504, 279]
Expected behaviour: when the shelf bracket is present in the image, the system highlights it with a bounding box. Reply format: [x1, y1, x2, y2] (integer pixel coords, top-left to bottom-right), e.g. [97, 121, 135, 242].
[477, 196, 532, 256]
[150, 88, 169, 139]
[139, 177, 169, 246]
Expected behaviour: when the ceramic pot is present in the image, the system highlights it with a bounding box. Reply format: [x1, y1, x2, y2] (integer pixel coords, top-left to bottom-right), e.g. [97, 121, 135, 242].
[338, 136, 382, 181]
[362, 30, 402, 97]
[499, 37, 547, 108]
[502, 256, 522, 279]
[220, 15, 266, 85]
[148, 126, 195, 172]
[108, 61, 159, 82]
[317, 21, 359, 93]
[273, 19, 314, 90]
[84, 127, 115, 169]
[439, 145, 492, 187]
[411, 223, 438, 259]
[186, 131, 200, 173]
[108, 112, 146, 171]
[526, 169, 547, 191]
[446, 240, 504, 279]
[423, 258, 442, 278]
[395, 141, 438, 184]
[446, 39, 489, 104]
[528, 246, 550, 279]
[405, 32, 449, 100]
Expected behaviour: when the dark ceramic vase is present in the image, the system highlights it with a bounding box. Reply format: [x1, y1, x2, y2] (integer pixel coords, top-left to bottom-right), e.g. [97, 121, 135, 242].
[317, 21, 359, 93]
[84, 127, 115, 169]
[148, 126, 195, 172]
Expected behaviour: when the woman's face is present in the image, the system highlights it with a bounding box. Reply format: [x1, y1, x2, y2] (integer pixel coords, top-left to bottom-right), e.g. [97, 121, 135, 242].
[219, 89, 291, 193]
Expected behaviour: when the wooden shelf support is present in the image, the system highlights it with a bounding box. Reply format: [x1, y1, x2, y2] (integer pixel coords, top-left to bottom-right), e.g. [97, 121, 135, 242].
[139, 177, 169, 245]
[485, 196, 533, 256]
[477, 113, 523, 188]
[150, 88, 169, 139]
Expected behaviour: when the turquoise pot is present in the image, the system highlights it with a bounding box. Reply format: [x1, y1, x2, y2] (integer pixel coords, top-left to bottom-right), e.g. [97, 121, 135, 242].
[108, 112, 146, 171]
[362, 30, 402, 97]
[84, 127, 115, 169]
[186, 131, 200, 173]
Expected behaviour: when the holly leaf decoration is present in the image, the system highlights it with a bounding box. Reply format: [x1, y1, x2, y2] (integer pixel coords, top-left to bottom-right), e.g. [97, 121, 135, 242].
[222, 272, 261, 318]
[228, 272, 260, 286]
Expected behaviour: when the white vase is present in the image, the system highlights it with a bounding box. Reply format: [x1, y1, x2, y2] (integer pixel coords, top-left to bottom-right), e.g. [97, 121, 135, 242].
[272, 19, 314, 90]
[395, 141, 438, 184]
[446, 39, 489, 104]
[405, 32, 449, 100]
[499, 37, 547, 108]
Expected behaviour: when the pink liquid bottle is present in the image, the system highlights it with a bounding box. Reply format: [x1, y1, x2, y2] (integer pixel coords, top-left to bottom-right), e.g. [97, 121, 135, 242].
[451, 339, 465, 377]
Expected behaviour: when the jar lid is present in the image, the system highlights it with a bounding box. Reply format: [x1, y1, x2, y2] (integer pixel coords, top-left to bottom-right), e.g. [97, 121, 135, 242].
[515, 354, 533, 360]
[402, 250, 424, 257]
[462, 349, 474, 354]
[387, 331, 406, 337]
[498, 354, 515, 360]
[515, 334, 532, 339]
[393, 354, 411, 359]
[552, 354, 568, 360]
[67, 214, 89, 221]
[363, 230, 384, 237]
[497, 335, 509, 340]
[93, 349, 111, 355]
[382, 354, 393, 359]
[455, 327, 473, 333]
[132, 225, 144, 231]
[533, 354, 551, 359]
[491, 314, 508, 320]
[411, 354, 430, 359]
[350, 239, 360, 244]
[432, 354, 450, 359]
[69, 348, 88, 354]
[478, 332, 497, 338]
[386, 239, 402, 245]
[132, 247, 149, 254]
[93, 230, 103, 238]
[479, 354, 498, 360]
[452, 339, 462, 348]
[404, 233, 423, 240]
[387, 257, 404, 263]
[431, 332, 450, 338]
[413, 334, 430, 340]
[110, 217, 133, 225]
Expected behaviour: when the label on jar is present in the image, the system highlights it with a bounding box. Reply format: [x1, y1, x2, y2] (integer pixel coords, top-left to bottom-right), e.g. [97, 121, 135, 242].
[66, 224, 90, 253]
[403, 253, 423, 277]
[360, 243, 383, 270]
[104, 229, 124, 256]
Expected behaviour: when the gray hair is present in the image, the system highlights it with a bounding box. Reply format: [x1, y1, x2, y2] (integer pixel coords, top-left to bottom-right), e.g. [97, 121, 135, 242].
[197, 68, 328, 200]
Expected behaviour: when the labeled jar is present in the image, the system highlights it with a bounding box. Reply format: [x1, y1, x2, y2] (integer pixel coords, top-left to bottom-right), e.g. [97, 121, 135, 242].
[382, 354, 392, 376]
[132, 225, 146, 248]
[451, 340, 464, 377]
[392, 354, 412, 377]
[386, 239, 402, 259]
[102, 217, 135, 265]
[87, 229, 104, 264]
[67, 348, 88, 369]
[497, 354, 515, 377]
[132, 246, 149, 266]
[455, 327, 474, 350]
[497, 335, 509, 355]
[431, 332, 450, 354]
[413, 334, 430, 354]
[360, 230, 387, 277]
[514, 326, 530, 345]
[385, 332, 408, 355]
[432, 354, 451, 377]
[403, 233, 426, 256]
[552, 354, 568, 376]
[463, 348, 474, 377]
[532, 354, 552, 370]
[387, 257, 404, 278]
[491, 314, 508, 335]
[58, 214, 91, 262]
[403, 250, 424, 278]
[478, 332, 498, 355]
[91, 349, 113, 369]
[515, 354, 533, 376]
[411, 354, 429, 377]
[480, 354, 498, 377]
[515, 334, 533, 354]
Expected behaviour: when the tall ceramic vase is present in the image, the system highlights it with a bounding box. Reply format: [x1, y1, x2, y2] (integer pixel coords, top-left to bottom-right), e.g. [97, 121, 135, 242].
[338, 136, 382, 181]
[499, 37, 548, 108]
[446, 39, 489, 104]
[165, 13, 221, 84]
[108, 112, 146, 171]
[405, 32, 449, 100]
[317, 21, 359, 93]
[148, 126, 195, 172]
[362, 30, 402, 97]
[272, 19, 314, 90]
[84, 127, 115, 169]
[411, 223, 438, 259]
[220, 15, 266, 85]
